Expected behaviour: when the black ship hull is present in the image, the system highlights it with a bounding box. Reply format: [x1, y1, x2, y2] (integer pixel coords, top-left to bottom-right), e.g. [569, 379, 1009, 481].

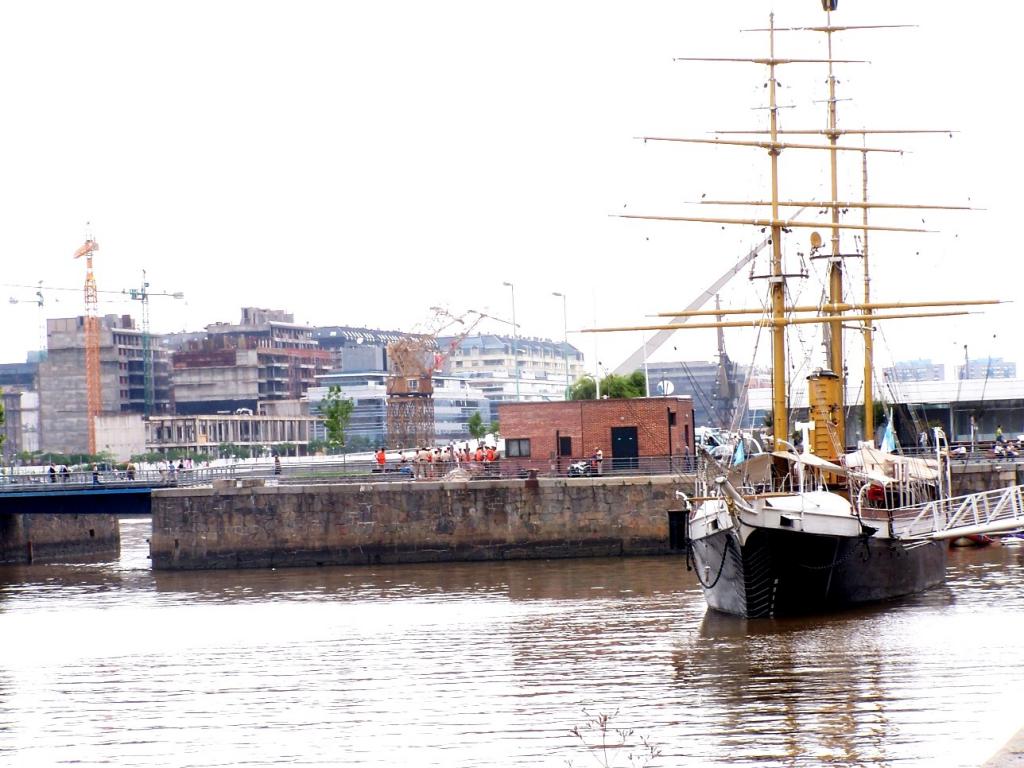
[689, 526, 947, 618]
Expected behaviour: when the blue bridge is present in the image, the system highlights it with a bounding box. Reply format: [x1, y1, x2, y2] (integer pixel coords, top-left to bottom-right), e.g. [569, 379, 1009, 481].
[0, 470, 182, 516]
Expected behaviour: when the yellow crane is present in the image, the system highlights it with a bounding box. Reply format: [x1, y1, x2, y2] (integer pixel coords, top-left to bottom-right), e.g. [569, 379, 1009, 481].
[73, 237, 100, 455]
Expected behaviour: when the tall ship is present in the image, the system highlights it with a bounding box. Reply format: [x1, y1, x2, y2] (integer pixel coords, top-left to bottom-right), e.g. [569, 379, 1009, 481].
[595, 3, 1024, 617]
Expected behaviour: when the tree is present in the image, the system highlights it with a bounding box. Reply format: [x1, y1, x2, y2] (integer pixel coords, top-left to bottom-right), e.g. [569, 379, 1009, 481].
[600, 371, 647, 399]
[467, 411, 487, 439]
[320, 385, 355, 453]
[568, 376, 596, 401]
[568, 372, 648, 401]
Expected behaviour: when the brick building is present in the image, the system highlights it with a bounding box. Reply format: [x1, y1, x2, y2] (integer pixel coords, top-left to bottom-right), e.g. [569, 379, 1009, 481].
[497, 397, 694, 470]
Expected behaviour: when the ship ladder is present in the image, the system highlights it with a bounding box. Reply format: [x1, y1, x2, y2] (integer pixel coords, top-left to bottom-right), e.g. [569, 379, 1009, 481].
[892, 484, 1024, 541]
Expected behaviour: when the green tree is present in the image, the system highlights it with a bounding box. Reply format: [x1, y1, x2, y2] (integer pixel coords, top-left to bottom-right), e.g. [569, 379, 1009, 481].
[568, 372, 647, 400]
[320, 385, 355, 453]
[568, 376, 597, 401]
[488, 419, 500, 437]
[467, 411, 487, 439]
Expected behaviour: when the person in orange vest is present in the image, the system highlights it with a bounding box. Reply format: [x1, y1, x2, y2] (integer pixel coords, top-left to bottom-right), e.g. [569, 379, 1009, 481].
[475, 446, 484, 462]
[485, 445, 496, 462]
[375, 447, 386, 473]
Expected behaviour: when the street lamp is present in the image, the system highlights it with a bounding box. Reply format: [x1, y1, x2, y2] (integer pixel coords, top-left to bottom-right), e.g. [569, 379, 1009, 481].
[552, 291, 569, 399]
[502, 281, 520, 401]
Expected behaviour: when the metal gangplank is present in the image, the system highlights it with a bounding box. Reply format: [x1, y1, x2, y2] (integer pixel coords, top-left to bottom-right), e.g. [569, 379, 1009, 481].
[892, 485, 1024, 541]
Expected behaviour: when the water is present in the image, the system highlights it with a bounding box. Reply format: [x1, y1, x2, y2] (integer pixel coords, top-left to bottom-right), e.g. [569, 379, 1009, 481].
[1, 518, 1022, 767]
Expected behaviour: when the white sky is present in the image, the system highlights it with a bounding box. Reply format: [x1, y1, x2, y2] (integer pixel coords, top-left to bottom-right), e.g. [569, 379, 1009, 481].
[0, 1, 1017, 381]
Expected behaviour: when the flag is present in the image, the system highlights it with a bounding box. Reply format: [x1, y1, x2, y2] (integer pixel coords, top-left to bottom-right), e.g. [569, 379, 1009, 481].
[733, 438, 746, 465]
[881, 418, 896, 453]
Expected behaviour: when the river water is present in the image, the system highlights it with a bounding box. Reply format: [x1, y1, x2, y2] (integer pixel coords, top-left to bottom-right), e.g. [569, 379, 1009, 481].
[1, 518, 1022, 767]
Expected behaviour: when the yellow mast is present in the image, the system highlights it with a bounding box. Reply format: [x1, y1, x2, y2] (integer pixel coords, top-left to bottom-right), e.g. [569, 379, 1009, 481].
[824, 8, 845, 446]
[766, 14, 787, 450]
[585, 10, 996, 456]
[862, 148, 874, 441]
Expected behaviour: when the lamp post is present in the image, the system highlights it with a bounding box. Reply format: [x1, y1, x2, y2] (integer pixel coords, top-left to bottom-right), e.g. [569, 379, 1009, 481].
[503, 281, 520, 401]
[552, 291, 569, 399]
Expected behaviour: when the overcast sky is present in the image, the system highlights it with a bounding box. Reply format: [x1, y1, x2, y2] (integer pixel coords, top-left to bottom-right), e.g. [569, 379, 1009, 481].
[0, 1, 1016, 382]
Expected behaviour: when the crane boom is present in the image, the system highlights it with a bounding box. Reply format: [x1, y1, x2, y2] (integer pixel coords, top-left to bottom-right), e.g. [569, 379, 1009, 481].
[75, 238, 101, 455]
[613, 235, 770, 375]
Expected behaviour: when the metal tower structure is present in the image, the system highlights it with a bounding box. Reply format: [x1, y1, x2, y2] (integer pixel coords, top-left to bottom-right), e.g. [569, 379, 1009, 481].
[385, 308, 487, 448]
[125, 271, 184, 417]
[73, 237, 101, 454]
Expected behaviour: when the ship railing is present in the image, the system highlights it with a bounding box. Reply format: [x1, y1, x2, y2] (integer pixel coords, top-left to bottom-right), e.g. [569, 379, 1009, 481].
[891, 484, 1024, 540]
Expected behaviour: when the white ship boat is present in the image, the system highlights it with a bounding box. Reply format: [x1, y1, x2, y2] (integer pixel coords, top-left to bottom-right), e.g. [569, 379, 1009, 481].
[594, 3, 1024, 617]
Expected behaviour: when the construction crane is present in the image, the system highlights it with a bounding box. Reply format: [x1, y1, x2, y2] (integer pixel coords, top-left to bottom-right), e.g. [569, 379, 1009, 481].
[7, 280, 46, 353]
[4, 271, 184, 419]
[385, 308, 488, 449]
[73, 237, 101, 455]
[125, 270, 185, 416]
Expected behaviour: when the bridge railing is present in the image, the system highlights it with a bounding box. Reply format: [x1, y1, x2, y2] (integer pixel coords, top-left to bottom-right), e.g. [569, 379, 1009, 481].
[892, 484, 1024, 540]
[0, 469, 178, 492]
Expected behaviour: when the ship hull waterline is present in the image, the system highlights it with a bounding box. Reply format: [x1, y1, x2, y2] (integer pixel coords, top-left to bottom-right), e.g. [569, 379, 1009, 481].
[689, 526, 947, 618]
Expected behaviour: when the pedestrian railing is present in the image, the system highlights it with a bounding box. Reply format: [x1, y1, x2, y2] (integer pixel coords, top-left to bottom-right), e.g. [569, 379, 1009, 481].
[893, 484, 1024, 540]
[166, 454, 700, 488]
[6, 447, 1015, 494]
[0, 469, 178, 493]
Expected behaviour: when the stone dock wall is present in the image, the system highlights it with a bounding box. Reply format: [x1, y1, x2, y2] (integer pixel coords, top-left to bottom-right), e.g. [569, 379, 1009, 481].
[149, 463, 1021, 572]
[150, 476, 688, 571]
[951, 463, 1024, 495]
[0, 513, 120, 564]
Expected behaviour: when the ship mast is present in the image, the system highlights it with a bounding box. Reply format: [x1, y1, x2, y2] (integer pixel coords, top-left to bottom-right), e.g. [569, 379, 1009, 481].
[766, 14, 787, 449]
[824, 8, 845, 445]
[587, 8, 992, 455]
[861, 148, 874, 441]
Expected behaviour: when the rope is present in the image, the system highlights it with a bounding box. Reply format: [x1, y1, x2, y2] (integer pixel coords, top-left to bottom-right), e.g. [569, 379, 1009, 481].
[686, 528, 734, 589]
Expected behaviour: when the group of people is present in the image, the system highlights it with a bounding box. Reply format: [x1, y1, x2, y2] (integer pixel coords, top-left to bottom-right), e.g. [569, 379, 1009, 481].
[992, 427, 1020, 459]
[46, 463, 71, 482]
[45, 463, 135, 484]
[374, 443, 500, 479]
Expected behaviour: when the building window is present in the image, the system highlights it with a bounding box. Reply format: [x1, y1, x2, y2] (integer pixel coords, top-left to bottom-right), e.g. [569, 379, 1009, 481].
[407, 378, 419, 391]
[506, 438, 531, 458]
[558, 436, 572, 457]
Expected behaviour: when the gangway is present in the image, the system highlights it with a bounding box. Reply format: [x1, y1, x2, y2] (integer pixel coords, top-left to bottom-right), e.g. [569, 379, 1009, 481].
[892, 485, 1024, 541]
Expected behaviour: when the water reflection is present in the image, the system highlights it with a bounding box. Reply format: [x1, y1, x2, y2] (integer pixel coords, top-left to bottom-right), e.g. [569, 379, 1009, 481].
[0, 519, 1022, 767]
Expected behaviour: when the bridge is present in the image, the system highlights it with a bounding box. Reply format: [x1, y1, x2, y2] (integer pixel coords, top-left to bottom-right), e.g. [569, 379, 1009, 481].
[0, 472, 178, 516]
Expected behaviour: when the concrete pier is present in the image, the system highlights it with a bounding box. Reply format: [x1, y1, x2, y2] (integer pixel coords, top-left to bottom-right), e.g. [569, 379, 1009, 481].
[0, 512, 120, 564]
[150, 476, 686, 570]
